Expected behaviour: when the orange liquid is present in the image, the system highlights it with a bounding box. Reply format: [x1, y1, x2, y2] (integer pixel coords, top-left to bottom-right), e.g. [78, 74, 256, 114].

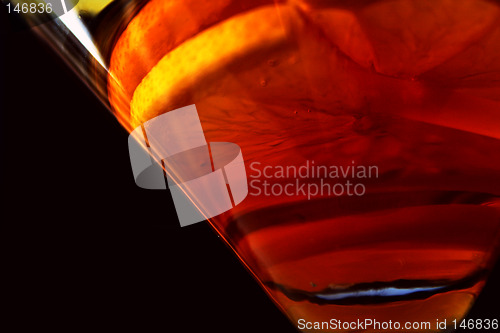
[215, 192, 500, 332]
[202, 96, 500, 331]
[107, 1, 500, 331]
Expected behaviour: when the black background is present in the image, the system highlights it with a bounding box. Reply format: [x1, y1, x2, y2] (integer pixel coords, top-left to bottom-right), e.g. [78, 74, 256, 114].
[1, 8, 498, 332]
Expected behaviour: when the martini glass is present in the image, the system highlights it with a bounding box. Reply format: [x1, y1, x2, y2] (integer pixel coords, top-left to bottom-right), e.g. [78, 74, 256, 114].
[17, 0, 500, 331]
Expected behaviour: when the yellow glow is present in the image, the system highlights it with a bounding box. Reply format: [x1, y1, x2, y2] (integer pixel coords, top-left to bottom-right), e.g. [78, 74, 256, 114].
[130, 5, 291, 127]
[75, 0, 114, 14]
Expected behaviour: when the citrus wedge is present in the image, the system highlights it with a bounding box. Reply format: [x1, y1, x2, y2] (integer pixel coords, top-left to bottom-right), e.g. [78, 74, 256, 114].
[130, 4, 367, 127]
[108, 0, 285, 126]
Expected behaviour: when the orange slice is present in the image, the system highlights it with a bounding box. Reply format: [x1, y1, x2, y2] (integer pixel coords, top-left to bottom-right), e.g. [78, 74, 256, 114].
[130, 4, 367, 127]
[108, 0, 285, 127]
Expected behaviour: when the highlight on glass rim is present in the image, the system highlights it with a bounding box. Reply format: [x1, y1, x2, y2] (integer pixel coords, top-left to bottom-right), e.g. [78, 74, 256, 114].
[5, 0, 500, 332]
